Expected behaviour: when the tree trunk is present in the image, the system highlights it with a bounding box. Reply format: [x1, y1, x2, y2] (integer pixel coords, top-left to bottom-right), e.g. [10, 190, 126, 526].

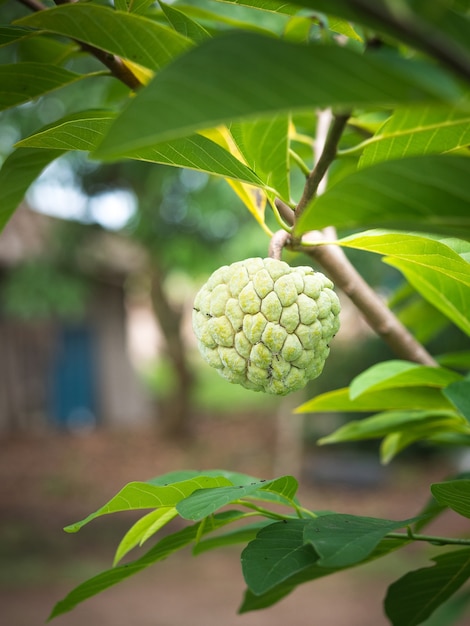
[150, 266, 194, 440]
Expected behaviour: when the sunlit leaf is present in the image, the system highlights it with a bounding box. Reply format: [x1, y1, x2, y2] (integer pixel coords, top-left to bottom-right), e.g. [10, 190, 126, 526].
[336, 231, 470, 335]
[159, 1, 211, 42]
[93, 31, 461, 158]
[350, 361, 462, 400]
[64, 475, 232, 532]
[431, 480, 470, 519]
[16, 4, 192, 72]
[319, 410, 466, 445]
[385, 549, 470, 626]
[113, 507, 178, 565]
[296, 386, 454, 414]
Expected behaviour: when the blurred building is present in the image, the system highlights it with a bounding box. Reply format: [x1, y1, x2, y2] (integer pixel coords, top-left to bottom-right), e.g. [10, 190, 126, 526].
[0, 206, 152, 434]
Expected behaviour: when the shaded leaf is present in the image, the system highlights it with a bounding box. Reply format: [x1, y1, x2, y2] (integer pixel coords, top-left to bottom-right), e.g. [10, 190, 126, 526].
[296, 386, 454, 414]
[240, 536, 409, 612]
[0, 26, 35, 47]
[65, 475, 232, 532]
[0, 63, 89, 111]
[16, 4, 192, 72]
[241, 519, 317, 595]
[176, 475, 298, 520]
[0, 148, 63, 234]
[113, 507, 178, 565]
[350, 361, 462, 400]
[385, 549, 470, 626]
[50, 510, 245, 619]
[297, 156, 470, 237]
[437, 352, 470, 371]
[359, 105, 470, 168]
[303, 513, 414, 568]
[431, 480, 470, 519]
[443, 378, 470, 420]
[93, 31, 461, 158]
[16, 111, 264, 185]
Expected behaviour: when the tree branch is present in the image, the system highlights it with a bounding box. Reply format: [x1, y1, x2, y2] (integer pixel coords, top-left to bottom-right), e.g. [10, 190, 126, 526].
[16, 0, 143, 90]
[293, 111, 350, 228]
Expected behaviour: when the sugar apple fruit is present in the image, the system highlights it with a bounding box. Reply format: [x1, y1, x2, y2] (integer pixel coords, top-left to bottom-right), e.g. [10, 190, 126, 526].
[192, 257, 340, 396]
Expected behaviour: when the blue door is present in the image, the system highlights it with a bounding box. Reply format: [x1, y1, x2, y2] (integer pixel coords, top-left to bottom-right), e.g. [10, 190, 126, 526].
[50, 325, 98, 430]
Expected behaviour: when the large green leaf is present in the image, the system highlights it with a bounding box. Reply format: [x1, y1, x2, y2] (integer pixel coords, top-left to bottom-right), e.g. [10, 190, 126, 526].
[431, 480, 470, 519]
[113, 507, 178, 565]
[303, 513, 414, 568]
[296, 386, 454, 414]
[319, 410, 467, 445]
[0, 26, 35, 47]
[0, 63, 91, 111]
[241, 519, 317, 595]
[230, 114, 291, 201]
[350, 361, 462, 400]
[358, 105, 470, 168]
[336, 231, 470, 335]
[176, 475, 298, 520]
[297, 156, 470, 237]
[16, 4, 192, 72]
[64, 475, 232, 532]
[16, 111, 264, 185]
[385, 549, 470, 626]
[240, 536, 408, 612]
[50, 510, 245, 619]
[0, 148, 63, 234]
[92, 31, 462, 158]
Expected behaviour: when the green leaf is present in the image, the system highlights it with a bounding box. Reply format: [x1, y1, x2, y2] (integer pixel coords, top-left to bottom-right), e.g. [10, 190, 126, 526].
[115, 0, 156, 14]
[350, 361, 462, 400]
[443, 378, 470, 420]
[0, 62, 89, 111]
[16, 4, 192, 72]
[50, 510, 245, 619]
[303, 513, 414, 568]
[159, 1, 211, 43]
[240, 535, 409, 612]
[385, 549, 470, 626]
[92, 31, 461, 158]
[297, 156, 470, 237]
[0, 26, 35, 47]
[296, 386, 454, 414]
[241, 519, 317, 595]
[431, 480, 470, 519]
[437, 351, 470, 370]
[0, 148, 63, 234]
[230, 114, 290, 201]
[319, 410, 466, 445]
[359, 105, 470, 168]
[113, 507, 178, 565]
[176, 475, 298, 520]
[64, 475, 232, 532]
[16, 111, 264, 185]
[337, 231, 470, 335]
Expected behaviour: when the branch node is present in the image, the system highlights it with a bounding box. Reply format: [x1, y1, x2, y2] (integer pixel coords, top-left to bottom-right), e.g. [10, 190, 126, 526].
[269, 230, 291, 261]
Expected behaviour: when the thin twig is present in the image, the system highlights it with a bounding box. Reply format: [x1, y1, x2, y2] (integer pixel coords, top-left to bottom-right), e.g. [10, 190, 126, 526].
[294, 111, 350, 227]
[16, 0, 142, 90]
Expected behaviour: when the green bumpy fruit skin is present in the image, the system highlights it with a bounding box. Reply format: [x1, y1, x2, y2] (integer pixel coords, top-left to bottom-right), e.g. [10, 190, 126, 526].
[192, 257, 340, 395]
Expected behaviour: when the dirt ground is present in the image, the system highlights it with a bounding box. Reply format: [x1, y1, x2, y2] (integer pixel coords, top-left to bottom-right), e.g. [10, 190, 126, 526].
[1, 413, 469, 626]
